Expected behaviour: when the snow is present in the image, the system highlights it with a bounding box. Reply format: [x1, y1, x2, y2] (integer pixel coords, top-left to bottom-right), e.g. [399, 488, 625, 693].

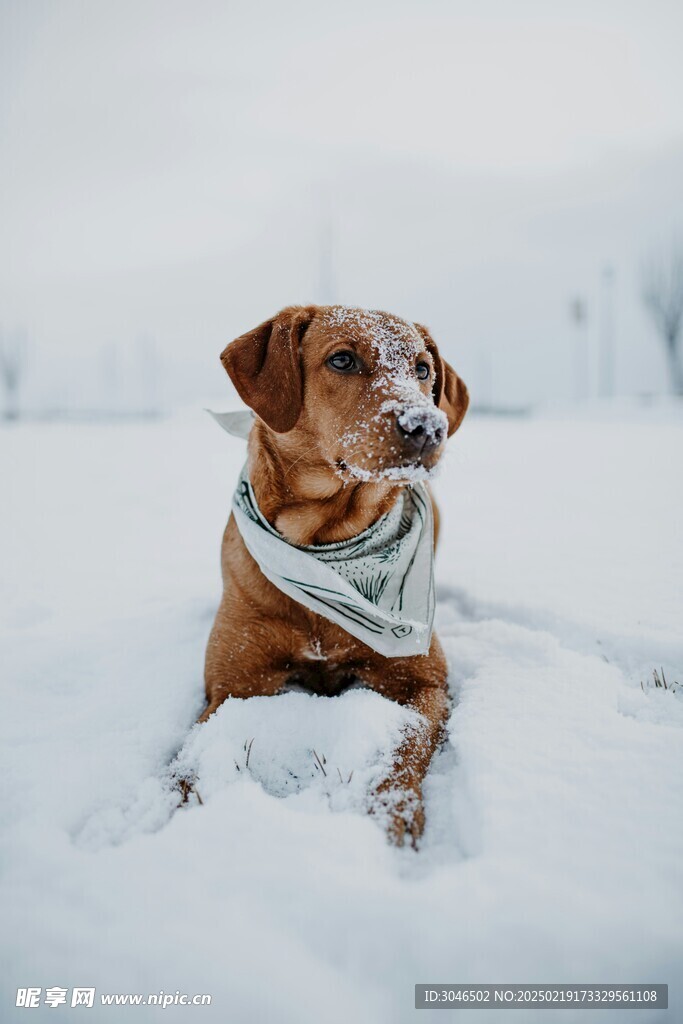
[338, 457, 438, 484]
[1, 403, 682, 1023]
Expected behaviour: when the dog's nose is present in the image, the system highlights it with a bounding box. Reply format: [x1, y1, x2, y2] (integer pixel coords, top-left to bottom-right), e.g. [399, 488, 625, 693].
[396, 407, 445, 451]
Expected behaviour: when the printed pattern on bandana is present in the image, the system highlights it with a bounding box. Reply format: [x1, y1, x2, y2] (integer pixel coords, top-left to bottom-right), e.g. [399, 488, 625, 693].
[209, 409, 435, 657]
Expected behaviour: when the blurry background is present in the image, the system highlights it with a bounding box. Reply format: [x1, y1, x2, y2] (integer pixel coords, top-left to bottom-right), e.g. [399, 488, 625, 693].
[1, 0, 683, 417]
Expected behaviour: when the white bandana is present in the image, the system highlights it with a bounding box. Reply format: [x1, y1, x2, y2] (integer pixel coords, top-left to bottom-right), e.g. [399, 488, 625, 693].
[209, 410, 435, 657]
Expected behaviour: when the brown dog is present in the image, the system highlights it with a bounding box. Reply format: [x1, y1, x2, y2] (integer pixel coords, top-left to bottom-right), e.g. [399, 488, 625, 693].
[204, 305, 468, 846]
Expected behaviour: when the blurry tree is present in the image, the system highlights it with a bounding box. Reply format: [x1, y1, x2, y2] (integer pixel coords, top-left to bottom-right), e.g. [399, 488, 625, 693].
[600, 265, 615, 398]
[0, 327, 28, 420]
[642, 242, 683, 394]
[569, 295, 589, 402]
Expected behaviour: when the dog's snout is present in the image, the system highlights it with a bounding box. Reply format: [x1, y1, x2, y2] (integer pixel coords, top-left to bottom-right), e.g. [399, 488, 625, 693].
[396, 407, 446, 451]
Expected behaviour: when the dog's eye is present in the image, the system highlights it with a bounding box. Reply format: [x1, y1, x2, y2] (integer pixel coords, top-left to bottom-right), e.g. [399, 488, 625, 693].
[327, 351, 357, 373]
[416, 361, 431, 381]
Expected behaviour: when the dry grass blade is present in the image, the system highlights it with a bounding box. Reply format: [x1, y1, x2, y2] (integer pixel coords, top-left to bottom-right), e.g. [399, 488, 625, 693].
[312, 749, 327, 776]
[641, 667, 680, 694]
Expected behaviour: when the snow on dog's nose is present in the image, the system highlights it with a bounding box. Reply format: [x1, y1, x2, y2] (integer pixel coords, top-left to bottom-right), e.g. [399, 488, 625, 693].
[396, 404, 447, 453]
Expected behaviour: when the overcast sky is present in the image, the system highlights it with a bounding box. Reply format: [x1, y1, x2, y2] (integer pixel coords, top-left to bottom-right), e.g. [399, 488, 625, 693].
[2, 0, 683, 409]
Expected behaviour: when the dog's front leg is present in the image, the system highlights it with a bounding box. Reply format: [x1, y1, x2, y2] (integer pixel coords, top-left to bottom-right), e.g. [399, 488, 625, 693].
[371, 681, 450, 849]
[199, 662, 287, 723]
[202, 615, 291, 722]
[175, 652, 287, 806]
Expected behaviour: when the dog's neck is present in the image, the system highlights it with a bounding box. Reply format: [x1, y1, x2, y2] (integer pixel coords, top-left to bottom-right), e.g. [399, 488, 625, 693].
[248, 421, 402, 546]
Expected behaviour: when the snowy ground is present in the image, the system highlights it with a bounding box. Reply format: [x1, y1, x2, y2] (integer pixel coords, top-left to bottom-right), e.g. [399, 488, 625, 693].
[1, 403, 682, 1023]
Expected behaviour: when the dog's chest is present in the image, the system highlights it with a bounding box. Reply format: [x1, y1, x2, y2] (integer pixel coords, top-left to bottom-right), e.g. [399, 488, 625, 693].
[283, 629, 366, 697]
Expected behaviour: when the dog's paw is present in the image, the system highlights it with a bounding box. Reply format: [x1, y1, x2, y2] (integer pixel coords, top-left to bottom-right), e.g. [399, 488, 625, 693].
[370, 782, 425, 849]
[387, 801, 425, 849]
[175, 775, 204, 808]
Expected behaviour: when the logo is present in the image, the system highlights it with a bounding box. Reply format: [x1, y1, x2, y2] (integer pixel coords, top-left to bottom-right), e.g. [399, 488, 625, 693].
[391, 624, 412, 638]
[16, 987, 95, 1009]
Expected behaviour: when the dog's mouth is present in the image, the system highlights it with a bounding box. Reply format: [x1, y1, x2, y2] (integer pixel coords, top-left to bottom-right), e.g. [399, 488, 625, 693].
[335, 456, 440, 484]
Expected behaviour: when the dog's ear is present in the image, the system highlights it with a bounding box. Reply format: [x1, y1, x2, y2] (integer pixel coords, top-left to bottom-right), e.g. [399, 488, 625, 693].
[415, 323, 469, 437]
[220, 307, 314, 433]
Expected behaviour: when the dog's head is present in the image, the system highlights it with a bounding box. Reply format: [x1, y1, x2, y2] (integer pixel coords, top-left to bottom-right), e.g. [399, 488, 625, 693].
[221, 305, 468, 481]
